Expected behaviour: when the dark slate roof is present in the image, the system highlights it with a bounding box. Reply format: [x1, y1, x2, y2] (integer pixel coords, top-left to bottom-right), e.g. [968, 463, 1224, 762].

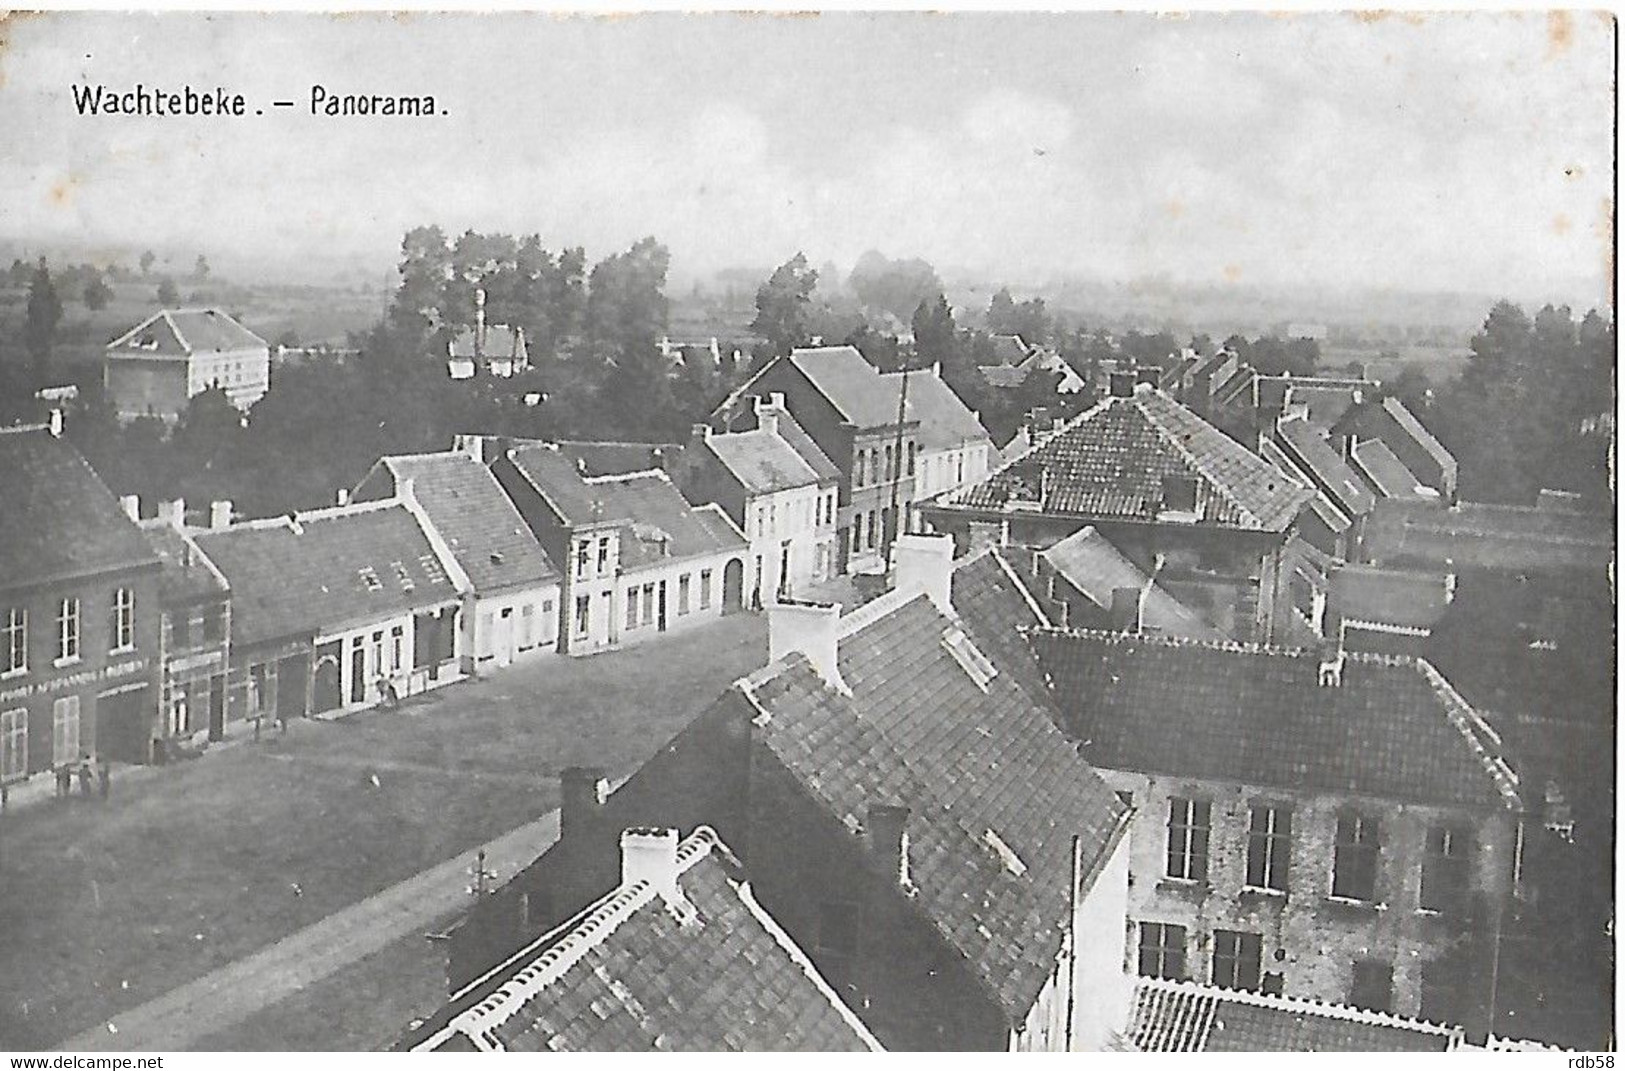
[369, 453, 557, 593]
[1029, 628, 1521, 811]
[1275, 417, 1376, 518]
[192, 503, 458, 647]
[1330, 563, 1453, 631]
[946, 547, 1058, 708]
[1129, 978, 1461, 1052]
[881, 370, 991, 451]
[703, 428, 822, 495]
[1360, 499, 1614, 574]
[1261, 439, 1351, 536]
[788, 346, 907, 428]
[1284, 382, 1369, 430]
[138, 521, 227, 605]
[1351, 438, 1431, 500]
[0, 425, 160, 591]
[737, 572, 1129, 1023]
[433, 828, 878, 1052]
[553, 440, 682, 477]
[1040, 526, 1221, 640]
[107, 309, 267, 359]
[1382, 397, 1456, 476]
[943, 388, 1312, 532]
[505, 444, 747, 567]
[772, 411, 841, 482]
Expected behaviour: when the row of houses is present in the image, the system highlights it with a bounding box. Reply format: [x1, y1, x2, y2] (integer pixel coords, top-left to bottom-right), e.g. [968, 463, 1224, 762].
[408, 533, 1539, 1050]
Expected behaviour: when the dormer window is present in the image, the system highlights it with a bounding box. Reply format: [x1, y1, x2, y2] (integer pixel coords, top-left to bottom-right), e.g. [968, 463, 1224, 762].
[1004, 462, 1046, 510]
[1158, 475, 1200, 523]
[941, 627, 997, 691]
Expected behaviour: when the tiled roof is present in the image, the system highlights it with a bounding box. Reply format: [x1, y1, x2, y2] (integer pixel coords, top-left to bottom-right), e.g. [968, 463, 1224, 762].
[1360, 499, 1613, 573]
[107, 309, 267, 359]
[138, 520, 227, 605]
[788, 346, 908, 428]
[1213, 366, 1255, 406]
[738, 564, 1129, 1022]
[703, 428, 823, 495]
[192, 502, 459, 647]
[1351, 438, 1431, 500]
[942, 388, 1312, 532]
[0, 425, 160, 591]
[505, 445, 747, 567]
[946, 548, 1059, 707]
[1039, 527, 1221, 640]
[431, 828, 879, 1052]
[881, 370, 991, 451]
[368, 452, 557, 593]
[1275, 417, 1376, 518]
[1028, 628, 1521, 811]
[1259, 439, 1351, 536]
[1128, 978, 1462, 1052]
[449, 325, 525, 361]
[1330, 563, 1453, 631]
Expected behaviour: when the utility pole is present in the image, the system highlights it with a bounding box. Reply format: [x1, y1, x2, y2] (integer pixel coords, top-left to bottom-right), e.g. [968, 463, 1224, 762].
[884, 348, 913, 568]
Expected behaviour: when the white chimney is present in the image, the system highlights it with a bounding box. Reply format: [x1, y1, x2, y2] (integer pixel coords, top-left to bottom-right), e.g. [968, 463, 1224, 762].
[161, 498, 186, 528]
[119, 494, 140, 522]
[209, 500, 233, 530]
[474, 288, 487, 352]
[620, 827, 681, 899]
[754, 395, 781, 438]
[767, 600, 845, 692]
[892, 533, 954, 613]
[1317, 643, 1346, 688]
[335, 488, 350, 508]
[48, 408, 63, 437]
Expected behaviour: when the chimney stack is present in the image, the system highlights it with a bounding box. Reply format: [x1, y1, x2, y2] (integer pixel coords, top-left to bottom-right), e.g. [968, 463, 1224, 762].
[160, 498, 186, 528]
[120, 494, 140, 522]
[474, 288, 487, 352]
[454, 433, 486, 463]
[1108, 370, 1136, 398]
[1317, 640, 1346, 688]
[559, 766, 607, 842]
[209, 500, 233, 530]
[867, 803, 912, 890]
[335, 488, 350, 508]
[48, 408, 64, 437]
[892, 533, 954, 613]
[754, 395, 781, 438]
[620, 827, 681, 899]
[690, 423, 712, 448]
[767, 600, 845, 692]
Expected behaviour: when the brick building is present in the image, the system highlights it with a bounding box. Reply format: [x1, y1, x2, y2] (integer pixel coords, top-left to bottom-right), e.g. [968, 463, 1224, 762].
[1028, 627, 1524, 1034]
[134, 504, 232, 745]
[446, 537, 1134, 1051]
[0, 421, 163, 782]
[922, 381, 1318, 644]
[104, 308, 270, 422]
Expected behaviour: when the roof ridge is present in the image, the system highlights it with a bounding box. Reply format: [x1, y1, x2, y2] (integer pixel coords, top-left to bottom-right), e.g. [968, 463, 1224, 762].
[105, 310, 168, 351]
[161, 310, 191, 353]
[1134, 391, 1271, 528]
[1032, 623, 1434, 666]
[581, 468, 671, 486]
[1412, 659, 1522, 810]
[984, 546, 1052, 627]
[1136, 977, 1462, 1038]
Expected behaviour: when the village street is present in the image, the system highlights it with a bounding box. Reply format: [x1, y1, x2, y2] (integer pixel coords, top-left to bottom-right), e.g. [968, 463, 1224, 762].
[0, 613, 768, 1051]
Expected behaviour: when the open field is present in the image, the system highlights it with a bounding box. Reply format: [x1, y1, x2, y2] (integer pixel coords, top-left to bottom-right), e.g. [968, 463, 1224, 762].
[1319, 344, 1472, 385]
[0, 613, 767, 1050]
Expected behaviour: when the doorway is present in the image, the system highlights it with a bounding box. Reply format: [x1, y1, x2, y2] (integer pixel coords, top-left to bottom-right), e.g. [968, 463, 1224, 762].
[723, 558, 745, 613]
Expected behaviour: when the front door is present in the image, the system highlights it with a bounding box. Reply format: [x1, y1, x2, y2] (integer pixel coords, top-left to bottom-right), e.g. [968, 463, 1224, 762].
[349, 639, 367, 705]
[313, 642, 343, 714]
[206, 677, 224, 740]
[657, 580, 668, 631]
[496, 607, 515, 667]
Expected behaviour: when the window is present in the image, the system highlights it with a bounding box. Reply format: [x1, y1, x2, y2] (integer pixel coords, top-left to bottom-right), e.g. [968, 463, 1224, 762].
[942, 627, 997, 690]
[518, 604, 535, 651]
[1246, 804, 1292, 893]
[866, 511, 878, 550]
[625, 590, 639, 630]
[108, 588, 135, 652]
[1166, 797, 1210, 882]
[1160, 475, 1200, 517]
[596, 537, 611, 573]
[884, 444, 896, 481]
[641, 583, 656, 626]
[1261, 972, 1285, 996]
[1420, 825, 1472, 914]
[391, 625, 405, 673]
[1332, 813, 1381, 901]
[575, 541, 591, 579]
[52, 695, 80, 766]
[1137, 921, 1187, 979]
[574, 595, 591, 637]
[3, 607, 24, 675]
[907, 441, 917, 476]
[1, 708, 25, 780]
[172, 611, 193, 649]
[1350, 960, 1394, 1012]
[56, 597, 80, 663]
[678, 574, 691, 614]
[699, 570, 713, 609]
[1212, 930, 1263, 990]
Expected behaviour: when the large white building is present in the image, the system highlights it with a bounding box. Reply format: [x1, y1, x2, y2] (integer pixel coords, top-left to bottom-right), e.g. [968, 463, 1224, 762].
[105, 308, 270, 422]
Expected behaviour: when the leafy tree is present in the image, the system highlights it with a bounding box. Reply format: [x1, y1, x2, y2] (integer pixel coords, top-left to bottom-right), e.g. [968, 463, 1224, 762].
[139, 250, 156, 276]
[156, 277, 180, 305]
[389, 225, 452, 341]
[848, 251, 943, 322]
[82, 274, 113, 311]
[750, 253, 819, 357]
[172, 387, 245, 502]
[844, 324, 900, 372]
[986, 288, 1018, 334]
[24, 258, 62, 383]
[588, 237, 676, 438]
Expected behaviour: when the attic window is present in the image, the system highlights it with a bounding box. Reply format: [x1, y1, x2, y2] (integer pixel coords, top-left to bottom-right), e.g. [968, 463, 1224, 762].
[1158, 476, 1200, 523]
[392, 561, 415, 592]
[490, 551, 505, 565]
[358, 567, 383, 592]
[983, 828, 1028, 877]
[1004, 462, 1046, 510]
[941, 627, 997, 691]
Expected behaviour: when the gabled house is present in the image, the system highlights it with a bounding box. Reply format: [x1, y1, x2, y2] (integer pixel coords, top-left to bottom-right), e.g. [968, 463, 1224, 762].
[133, 504, 232, 745]
[492, 443, 749, 655]
[105, 308, 270, 422]
[1331, 396, 1458, 504]
[922, 381, 1317, 643]
[405, 827, 881, 1052]
[191, 500, 466, 727]
[446, 536, 1135, 1051]
[447, 290, 528, 379]
[678, 394, 840, 605]
[1028, 627, 1524, 1033]
[880, 366, 995, 517]
[0, 420, 164, 782]
[354, 450, 560, 672]
[1261, 415, 1377, 559]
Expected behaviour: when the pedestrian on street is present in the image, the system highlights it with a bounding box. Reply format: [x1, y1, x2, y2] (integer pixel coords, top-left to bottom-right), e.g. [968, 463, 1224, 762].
[55, 764, 71, 799]
[76, 756, 94, 799]
[97, 756, 111, 800]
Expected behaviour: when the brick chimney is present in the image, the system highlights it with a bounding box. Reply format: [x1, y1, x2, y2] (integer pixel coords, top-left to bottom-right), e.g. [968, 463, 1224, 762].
[892, 533, 954, 613]
[1107, 370, 1136, 398]
[160, 498, 186, 528]
[209, 500, 233, 530]
[119, 494, 140, 522]
[754, 395, 781, 439]
[867, 803, 912, 890]
[620, 827, 680, 898]
[767, 600, 845, 692]
[559, 766, 607, 842]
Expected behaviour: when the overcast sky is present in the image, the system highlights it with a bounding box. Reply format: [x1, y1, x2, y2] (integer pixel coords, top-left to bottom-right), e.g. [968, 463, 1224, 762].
[0, 11, 1613, 305]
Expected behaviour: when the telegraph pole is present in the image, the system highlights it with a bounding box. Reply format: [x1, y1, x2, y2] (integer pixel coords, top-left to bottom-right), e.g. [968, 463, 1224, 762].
[884, 348, 913, 567]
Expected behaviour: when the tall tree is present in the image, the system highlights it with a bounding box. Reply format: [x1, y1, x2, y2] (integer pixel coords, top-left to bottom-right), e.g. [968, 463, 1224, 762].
[82, 274, 112, 311]
[986, 288, 1018, 335]
[139, 250, 156, 276]
[750, 253, 819, 357]
[156, 277, 180, 305]
[588, 237, 675, 438]
[24, 258, 62, 383]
